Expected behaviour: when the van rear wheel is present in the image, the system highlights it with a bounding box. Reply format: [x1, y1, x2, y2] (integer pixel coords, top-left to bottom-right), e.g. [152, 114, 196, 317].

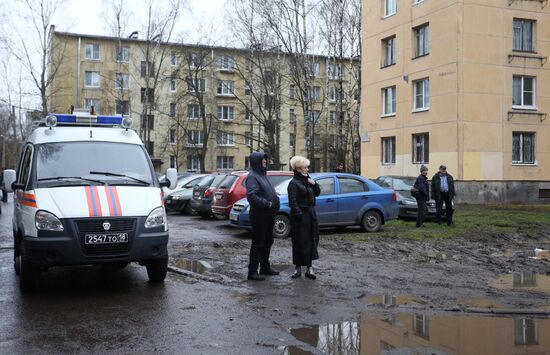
[146, 256, 168, 283]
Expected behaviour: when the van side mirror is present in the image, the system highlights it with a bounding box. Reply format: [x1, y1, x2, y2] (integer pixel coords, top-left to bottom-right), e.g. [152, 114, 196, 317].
[163, 168, 177, 190]
[2, 169, 16, 192]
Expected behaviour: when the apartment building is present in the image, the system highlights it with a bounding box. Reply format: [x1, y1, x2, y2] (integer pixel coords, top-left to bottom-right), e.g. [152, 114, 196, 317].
[48, 30, 359, 173]
[361, 0, 550, 202]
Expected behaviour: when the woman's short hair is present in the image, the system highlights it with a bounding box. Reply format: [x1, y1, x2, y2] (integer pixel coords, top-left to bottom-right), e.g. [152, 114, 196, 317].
[290, 155, 310, 170]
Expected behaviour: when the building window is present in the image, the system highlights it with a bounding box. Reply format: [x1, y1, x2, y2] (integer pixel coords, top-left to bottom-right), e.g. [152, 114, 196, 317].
[307, 110, 321, 123]
[245, 81, 251, 95]
[217, 80, 234, 95]
[84, 98, 100, 113]
[306, 62, 320, 77]
[217, 131, 235, 146]
[328, 63, 345, 80]
[217, 156, 234, 170]
[382, 137, 396, 164]
[146, 141, 154, 156]
[329, 86, 345, 102]
[289, 133, 296, 147]
[141, 114, 155, 130]
[414, 24, 430, 58]
[187, 104, 204, 119]
[382, 86, 396, 116]
[289, 84, 296, 99]
[513, 76, 536, 109]
[413, 315, 430, 340]
[413, 78, 429, 111]
[219, 55, 235, 71]
[217, 106, 235, 121]
[412, 133, 429, 164]
[245, 131, 252, 147]
[170, 103, 176, 118]
[115, 73, 129, 89]
[414, 0, 425, 4]
[307, 86, 321, 101]
[171, 51, 177, 66]
[314, 134, 321, 148]
[512, 132, 535, 164]
[329, 111, 337, 124]
[115, 99, 129, 115]
[140, 88, 155, 104]
[245, 157, 250, 170]
[187, 155, 201, 171]
[187, 53, 203, 68]
[187, 78, 206, 93]
[382, 36, 396, 67]
[383, 0, 396, 17]
[245, 108, 251, 121]
[169, 129, 176, 144]
[140, 61, 154, 77]
[515, 318, 538, 346]
[85, 71, 100, 88]
[116, 47, 129, 63]
[170, 77, 177, 92]
[187, 130, 204, 146]
[85, 44, 100, 60]
[289, 108, 296, 123]
[169, 155, 177, 169]
[513, 19, 535, 52]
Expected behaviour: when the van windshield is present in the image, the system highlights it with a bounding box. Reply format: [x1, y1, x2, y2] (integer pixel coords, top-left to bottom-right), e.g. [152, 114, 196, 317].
[35, 142, 155, 188]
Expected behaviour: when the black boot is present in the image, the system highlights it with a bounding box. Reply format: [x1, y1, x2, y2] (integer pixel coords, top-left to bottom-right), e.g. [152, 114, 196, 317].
[248, 272, 265, 281]
[260, 267, 280, 276]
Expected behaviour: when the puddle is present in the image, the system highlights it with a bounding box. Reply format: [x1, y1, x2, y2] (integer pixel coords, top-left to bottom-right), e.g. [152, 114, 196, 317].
[232, 291, 257, 305]
[285, 313, 550, 354]
[174, 259, 213, 274]
[365, 294, 426, 307]
[456, 298, 507, 309]
[490, 272, 550, 294]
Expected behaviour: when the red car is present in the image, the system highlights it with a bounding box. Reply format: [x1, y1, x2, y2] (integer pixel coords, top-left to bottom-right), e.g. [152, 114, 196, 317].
[211, 171, 293, 219]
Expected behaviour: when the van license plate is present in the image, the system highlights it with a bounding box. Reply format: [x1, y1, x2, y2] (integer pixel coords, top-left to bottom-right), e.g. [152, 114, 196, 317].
[85, 233, 129, 244]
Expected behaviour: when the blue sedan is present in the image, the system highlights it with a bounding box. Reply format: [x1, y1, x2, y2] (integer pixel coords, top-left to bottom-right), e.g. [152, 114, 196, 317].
[229, 173, 399, 238]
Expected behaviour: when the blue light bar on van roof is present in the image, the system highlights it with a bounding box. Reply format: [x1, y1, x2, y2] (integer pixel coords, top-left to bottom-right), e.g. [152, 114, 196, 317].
[49, 114, 123, 126]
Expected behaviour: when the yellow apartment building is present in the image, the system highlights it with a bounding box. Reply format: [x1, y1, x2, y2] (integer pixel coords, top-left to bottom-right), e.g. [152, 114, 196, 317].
[361, 0, 550, 203]
[47, 30, 359, 173]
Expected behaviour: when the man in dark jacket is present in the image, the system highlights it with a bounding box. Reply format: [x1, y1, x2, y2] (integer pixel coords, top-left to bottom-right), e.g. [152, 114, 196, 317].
[245, 152, 281, 281]
[431, 164, 455, 225]
[414, 165, 429, 228]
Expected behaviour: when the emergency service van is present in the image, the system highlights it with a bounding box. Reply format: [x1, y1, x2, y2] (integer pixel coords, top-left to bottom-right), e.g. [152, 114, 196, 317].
[3, 110, 177, 292]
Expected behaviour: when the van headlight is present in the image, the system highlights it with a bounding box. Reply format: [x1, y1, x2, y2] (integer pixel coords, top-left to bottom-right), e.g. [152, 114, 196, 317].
[145, 207, 166, 230]
[35, 210, 64, 231]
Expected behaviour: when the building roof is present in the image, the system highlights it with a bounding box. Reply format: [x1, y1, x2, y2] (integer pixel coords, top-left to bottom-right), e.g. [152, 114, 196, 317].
[52, 30, 360, 62]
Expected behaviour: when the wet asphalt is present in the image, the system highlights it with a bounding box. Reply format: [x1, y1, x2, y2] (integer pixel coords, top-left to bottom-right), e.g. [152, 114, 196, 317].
[0, 198, 293, 354]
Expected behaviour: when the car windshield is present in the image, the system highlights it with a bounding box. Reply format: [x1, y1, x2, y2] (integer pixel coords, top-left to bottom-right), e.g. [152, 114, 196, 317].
[197, 175, 215, 187]
[36, 142, 154, 187]
[211, 174, 226, 187]
[219, 175, 238, 189]
[393, 177, 416, 190]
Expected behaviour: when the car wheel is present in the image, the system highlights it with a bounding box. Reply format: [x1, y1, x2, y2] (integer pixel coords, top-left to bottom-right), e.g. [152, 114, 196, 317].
[183, 202, 197, 216]
[361, 210, 382, 233]
[18, 243, 39, 293]
[146, 256, 168, 283]
[273, 214, 291, 239]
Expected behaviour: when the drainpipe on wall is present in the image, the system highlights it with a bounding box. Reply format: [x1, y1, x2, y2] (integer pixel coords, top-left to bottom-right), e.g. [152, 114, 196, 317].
[76, 37, 81, 106]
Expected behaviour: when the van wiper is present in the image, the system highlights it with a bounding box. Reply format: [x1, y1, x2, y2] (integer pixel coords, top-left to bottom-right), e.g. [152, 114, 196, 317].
[89, 171, 150, 186]
[38, 176, 105, 185]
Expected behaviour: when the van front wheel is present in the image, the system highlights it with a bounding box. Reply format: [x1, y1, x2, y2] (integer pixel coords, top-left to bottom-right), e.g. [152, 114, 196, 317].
[17, 243, 39, 293]
[146, 256, 168, 283]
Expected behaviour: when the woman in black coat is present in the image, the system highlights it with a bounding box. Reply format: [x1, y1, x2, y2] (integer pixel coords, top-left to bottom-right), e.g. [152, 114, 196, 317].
[287, 155, 321, 279]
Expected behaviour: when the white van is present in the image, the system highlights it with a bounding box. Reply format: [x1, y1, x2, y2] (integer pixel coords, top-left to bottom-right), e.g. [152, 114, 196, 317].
[3, 111, 177, 292]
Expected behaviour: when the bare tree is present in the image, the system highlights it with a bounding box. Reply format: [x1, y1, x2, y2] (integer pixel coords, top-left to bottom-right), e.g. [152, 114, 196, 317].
[6, 0, 69, 116]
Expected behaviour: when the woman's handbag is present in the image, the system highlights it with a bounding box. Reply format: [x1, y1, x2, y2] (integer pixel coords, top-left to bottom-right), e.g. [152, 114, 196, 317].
[410, 186, 420, 198]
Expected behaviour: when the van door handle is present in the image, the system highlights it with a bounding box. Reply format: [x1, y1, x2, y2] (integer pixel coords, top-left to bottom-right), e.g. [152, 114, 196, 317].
[326, 198, 335, 202]
[361, 196, 369, 200]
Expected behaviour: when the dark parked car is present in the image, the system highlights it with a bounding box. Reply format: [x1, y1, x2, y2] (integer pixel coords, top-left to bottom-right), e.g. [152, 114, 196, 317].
[164, 174, 208, 214]
[373, 175, 449, 219]
[190, 173, 227, 218]
[230, 173, 399, 238]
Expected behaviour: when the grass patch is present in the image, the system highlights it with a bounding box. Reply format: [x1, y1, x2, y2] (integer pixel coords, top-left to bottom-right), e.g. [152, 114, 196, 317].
[337, 205, 550, 241]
